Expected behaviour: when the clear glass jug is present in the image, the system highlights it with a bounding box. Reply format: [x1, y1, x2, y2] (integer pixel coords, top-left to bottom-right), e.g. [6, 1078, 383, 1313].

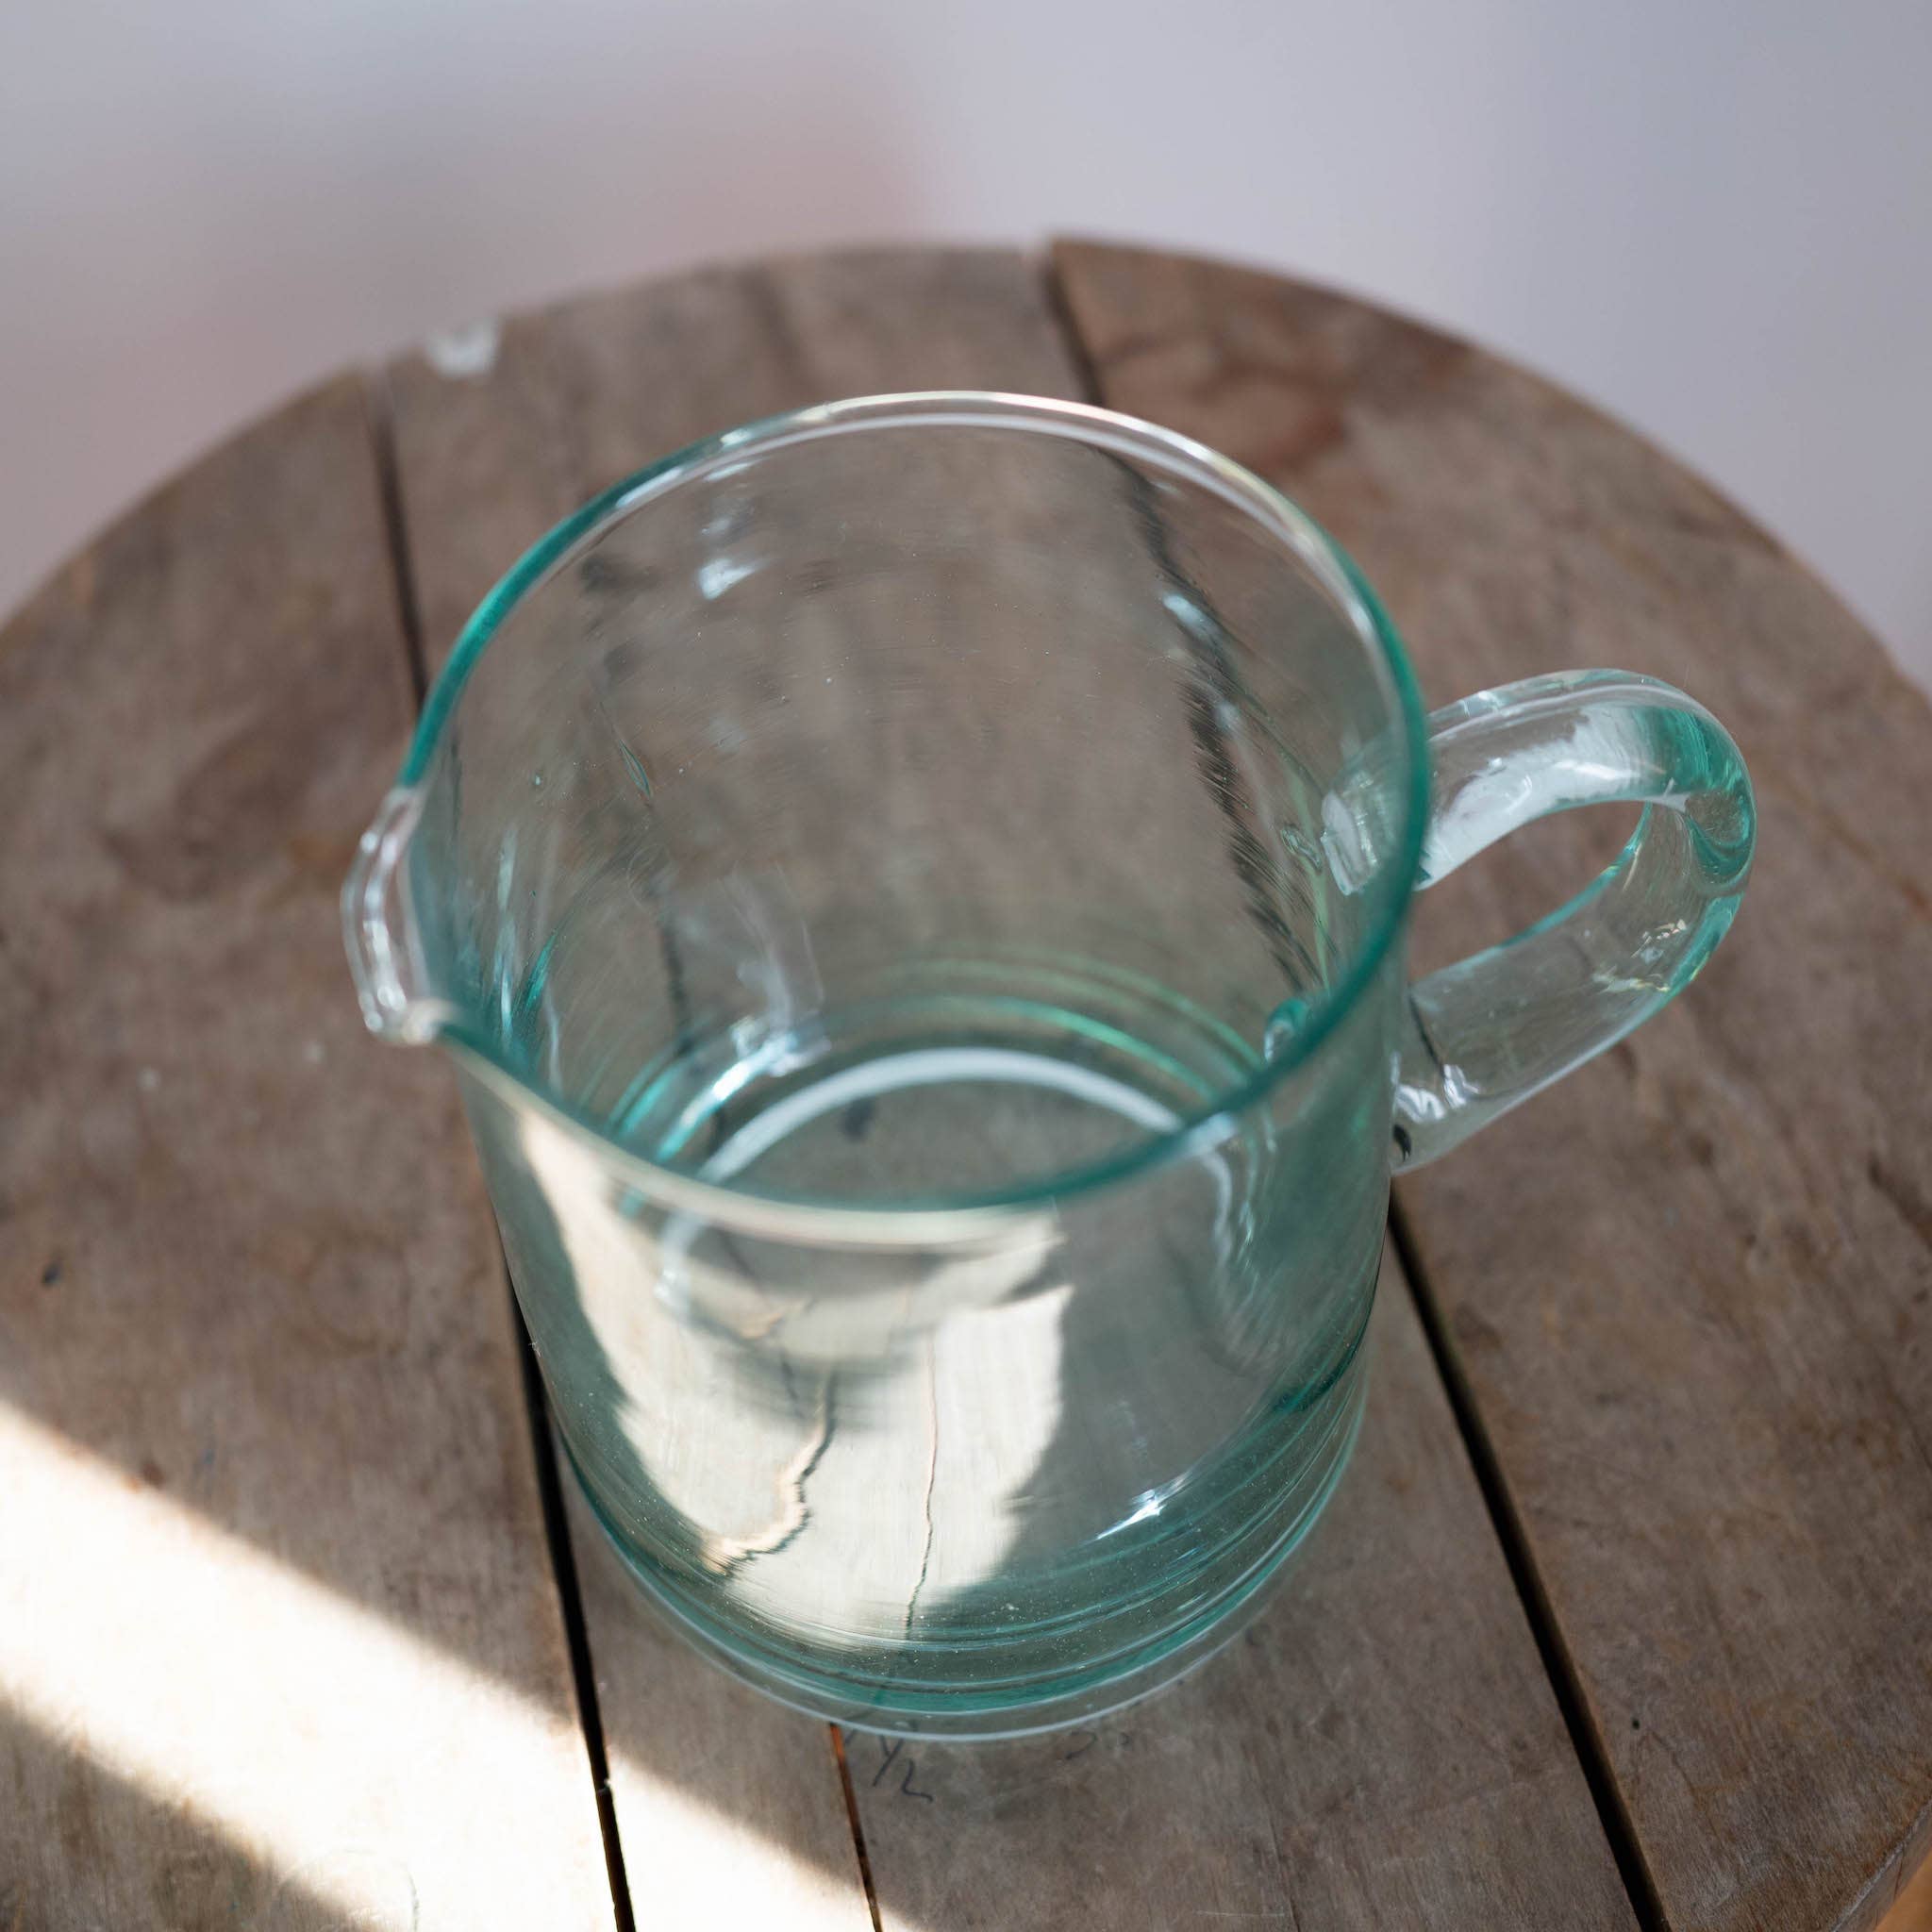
[344, 394, 1753, 1735]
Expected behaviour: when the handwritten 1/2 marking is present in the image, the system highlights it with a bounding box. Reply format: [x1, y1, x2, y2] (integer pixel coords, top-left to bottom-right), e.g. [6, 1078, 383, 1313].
[874, 1736, 935, 1803]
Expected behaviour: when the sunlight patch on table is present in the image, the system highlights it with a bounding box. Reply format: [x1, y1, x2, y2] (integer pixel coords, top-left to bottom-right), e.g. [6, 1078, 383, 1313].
[0, 1402, 610, 1928]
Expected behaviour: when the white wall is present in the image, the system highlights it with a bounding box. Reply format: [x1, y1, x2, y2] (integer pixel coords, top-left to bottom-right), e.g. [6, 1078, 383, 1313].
[5, 0, 1928, 688]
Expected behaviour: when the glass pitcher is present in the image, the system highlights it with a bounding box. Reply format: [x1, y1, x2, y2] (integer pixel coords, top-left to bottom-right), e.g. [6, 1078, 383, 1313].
[344, 394, 1753, 1736]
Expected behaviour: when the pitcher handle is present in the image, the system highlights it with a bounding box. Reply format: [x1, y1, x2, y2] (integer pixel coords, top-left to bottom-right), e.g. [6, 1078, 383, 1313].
[1387, 671, 1754, 1171]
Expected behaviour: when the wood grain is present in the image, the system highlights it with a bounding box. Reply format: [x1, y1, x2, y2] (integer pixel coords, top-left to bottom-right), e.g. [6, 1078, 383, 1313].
[1052, 238, 1932, 1932]
[852, 1242, 1637, 1932]
[0, 377, 613, 1926]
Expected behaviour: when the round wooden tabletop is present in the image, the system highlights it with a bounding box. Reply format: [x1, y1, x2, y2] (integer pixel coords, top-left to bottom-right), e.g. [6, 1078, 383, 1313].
[5, 244, 1929, 1932]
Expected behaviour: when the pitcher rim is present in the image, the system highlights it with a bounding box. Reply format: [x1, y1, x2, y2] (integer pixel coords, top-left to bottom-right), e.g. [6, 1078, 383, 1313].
[382, 391, 1430, 1226]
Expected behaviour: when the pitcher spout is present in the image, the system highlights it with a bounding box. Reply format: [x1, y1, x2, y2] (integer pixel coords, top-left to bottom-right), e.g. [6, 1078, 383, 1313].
[342, 786, 447, 1045]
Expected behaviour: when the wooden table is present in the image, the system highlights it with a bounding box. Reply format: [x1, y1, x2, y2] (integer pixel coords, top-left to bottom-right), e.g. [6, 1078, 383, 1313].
[5, 242, 1930, 1932]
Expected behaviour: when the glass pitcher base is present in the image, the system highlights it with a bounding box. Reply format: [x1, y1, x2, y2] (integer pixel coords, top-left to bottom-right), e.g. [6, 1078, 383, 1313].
[562, 1370, 1366, 1740]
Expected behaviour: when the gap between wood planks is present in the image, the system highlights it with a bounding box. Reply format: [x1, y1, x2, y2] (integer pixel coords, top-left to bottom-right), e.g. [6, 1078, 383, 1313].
[361, 368, 640, 1932]
[1387, 1200, 1667, 1932]
[830, 1725, 885, 1932]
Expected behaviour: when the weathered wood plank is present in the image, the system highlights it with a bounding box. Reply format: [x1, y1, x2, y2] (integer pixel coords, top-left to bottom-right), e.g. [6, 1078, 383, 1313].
[0, 376, 613, 1926]
[391, 248, 1092, 673]
[1052, 238, 1932, 1932]
[384, 245, 1094, 1930]
[851, 1243, 1636, 1930]
[562, 1482, 870, 1932]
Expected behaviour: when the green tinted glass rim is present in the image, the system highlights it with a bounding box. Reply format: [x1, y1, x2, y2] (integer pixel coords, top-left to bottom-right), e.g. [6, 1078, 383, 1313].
[398, 391, 1430, 1218]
